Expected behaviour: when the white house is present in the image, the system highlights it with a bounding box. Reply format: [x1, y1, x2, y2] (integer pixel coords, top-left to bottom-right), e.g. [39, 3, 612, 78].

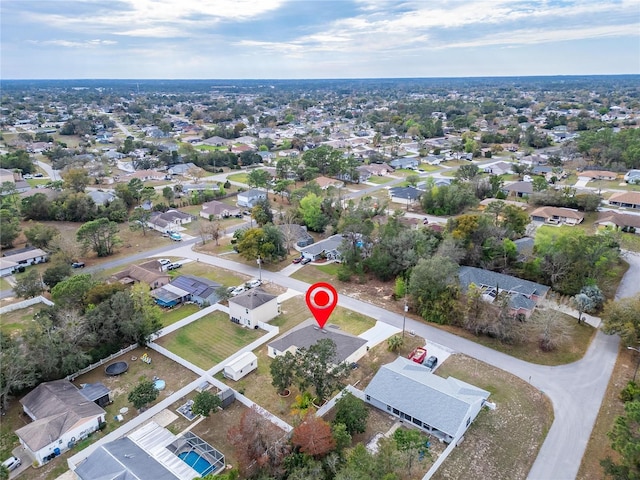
[0, 258, 18, 277]
[16, 380, 106, 466]
[229, 288, 279, 328]
[200, 200, 241, 220]
[2, 247, 48, 266]
[237, 189, 267, 208]
[147, 210, 193, 233]
[364, 357, 490, 444]
[223, 352, 258, 381]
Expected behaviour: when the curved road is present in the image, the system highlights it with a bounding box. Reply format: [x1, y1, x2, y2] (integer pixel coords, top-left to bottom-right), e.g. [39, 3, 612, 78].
[163, 242, 631, 480]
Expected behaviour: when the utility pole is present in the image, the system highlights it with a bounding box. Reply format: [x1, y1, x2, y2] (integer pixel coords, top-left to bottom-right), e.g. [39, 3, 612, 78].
[628, 346, 640, 381]
[257, 254, 262, 281]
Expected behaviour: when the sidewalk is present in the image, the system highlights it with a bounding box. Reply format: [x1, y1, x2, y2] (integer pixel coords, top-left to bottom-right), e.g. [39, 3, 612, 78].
[539, 299, 601, 328]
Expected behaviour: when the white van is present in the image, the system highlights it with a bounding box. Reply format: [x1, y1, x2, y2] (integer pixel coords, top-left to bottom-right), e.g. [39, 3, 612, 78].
[2, 455, 21, 471]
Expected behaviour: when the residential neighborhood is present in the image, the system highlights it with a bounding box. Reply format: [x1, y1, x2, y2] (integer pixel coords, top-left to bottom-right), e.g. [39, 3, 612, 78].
[0, 75, 639, 480]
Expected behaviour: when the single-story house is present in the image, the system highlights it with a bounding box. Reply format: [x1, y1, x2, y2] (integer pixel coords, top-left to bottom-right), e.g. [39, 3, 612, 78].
[364, 357, 490, 444]
[124, 169, 165, 182]
[579, 170, 618, 181]
[17, 380, 106, 466]
[73, 421, 225, 480]
[362, 162, 394, 176]
[2, 247, 48, 266]
[595, 211, 640, 233]
[111, 264, 171, 289]
[202, 136, 231, 147]
[502, 181, 533, 198]
[624, 170, 640, 184]
[223, 352, 258, 381]
[147, 209, 193, 233]
[229, 287, 279, 328]
[200, 200, 241, 220]
[609, 191, 640, 210]
[267, 319, 368, 365]
[237, 188, 267, 208]
[530, 206, 585, 226]
[388, 186, 422, 205]
[458, 266, 550, 318]
[314, 176, 344, 190]
[484, 162, 512, 175]
[276, 223, 314, 249]
[87, 190, 116, 206]
[300, 234, 345, 261]
[169, 275, 220, 306]
[167, 162, 197, 176]
[0, 258, 18, 277]
[390, 157, 419, 170]
[181, 183, 220, 195]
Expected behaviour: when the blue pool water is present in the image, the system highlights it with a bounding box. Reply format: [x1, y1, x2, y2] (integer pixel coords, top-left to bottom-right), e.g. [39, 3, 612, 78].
[178, 451, 214, 475]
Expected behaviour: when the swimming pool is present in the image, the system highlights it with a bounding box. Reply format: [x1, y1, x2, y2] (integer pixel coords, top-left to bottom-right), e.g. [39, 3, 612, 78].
[178, 451, 214, 475]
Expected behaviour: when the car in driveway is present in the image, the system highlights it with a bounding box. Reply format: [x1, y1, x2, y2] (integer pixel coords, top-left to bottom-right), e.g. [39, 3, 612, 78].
[246, 278, 262, 288]
[158, 258, 171, 266]
[167, 263, 182, 270]
[230, 285, 246, 296]
[408, 347, 427, 364]
[424, 355, 438, 369]
[71, 262, 85, 268]
[300, 257, 312, 265]
[292, 256, 303, 264]
[2, 456, 21, 472]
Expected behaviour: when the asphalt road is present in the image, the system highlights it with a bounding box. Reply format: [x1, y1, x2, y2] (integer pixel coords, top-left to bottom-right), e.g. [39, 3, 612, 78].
[162, 242, 629, 480]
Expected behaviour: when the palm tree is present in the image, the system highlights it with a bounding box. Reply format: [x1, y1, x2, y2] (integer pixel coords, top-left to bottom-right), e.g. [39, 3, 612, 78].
[387, 335, 404, 352]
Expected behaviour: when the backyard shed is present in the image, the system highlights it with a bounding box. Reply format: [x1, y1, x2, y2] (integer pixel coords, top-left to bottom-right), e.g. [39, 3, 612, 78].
[223, 352, 258, 381]
[79, 382, 111, 408]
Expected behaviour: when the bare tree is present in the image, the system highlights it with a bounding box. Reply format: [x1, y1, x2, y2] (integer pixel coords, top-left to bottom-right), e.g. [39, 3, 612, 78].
[199, 221, 222, 245]
[527, 308, 572, 351]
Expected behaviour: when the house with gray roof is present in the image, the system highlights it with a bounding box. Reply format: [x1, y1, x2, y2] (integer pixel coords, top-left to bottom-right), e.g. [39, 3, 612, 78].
[300, 234, 344, 261]
[267, 319, 367, 365]
[237, 188, 267, 208]
[502, 181, 533, 198]
[151, 275, 220, 307]
[365, 357, 490, 443]
[147, 209, 193, 234]
[390, 157, 419, 170]
[229, 287, 279, 328]
[389, 186, 422, 206]
[16, 380, 106, 466]
[458, 266, 550, 318]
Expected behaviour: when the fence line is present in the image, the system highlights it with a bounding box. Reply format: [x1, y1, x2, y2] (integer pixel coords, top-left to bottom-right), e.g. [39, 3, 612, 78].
[0, 295, 53, 314]
[66, 344, 139, 381]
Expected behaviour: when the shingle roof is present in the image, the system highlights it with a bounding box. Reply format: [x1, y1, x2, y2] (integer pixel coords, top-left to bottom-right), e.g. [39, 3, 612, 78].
[596, 211, 640, 229]
[530, 206, 585, 221]
[74, 437, 179, 480]
[609, 191, 640, 206]
[229, 288, 277, 309]
[300, 234, 344, 257]
[364, 357, 489, 437]
[17, 380, 105, 451]
[268, 319, 366, 363]
[389, 186, 422, 200]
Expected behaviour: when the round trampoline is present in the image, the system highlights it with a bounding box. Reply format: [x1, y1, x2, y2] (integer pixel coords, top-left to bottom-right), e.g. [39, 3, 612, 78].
[105, 361, 129, 376]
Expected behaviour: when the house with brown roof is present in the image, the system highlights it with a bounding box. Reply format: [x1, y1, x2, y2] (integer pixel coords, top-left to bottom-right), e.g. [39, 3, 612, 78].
[314, 176, 344, 190]
[111, 262, 170, 289]
[16, 380, 106, 466]
[609, 191, 640, 210]
[123, 169, 165, 182]
[530, 206, 585, 226]
[596, 211, 640, 233]
[200, 200, 241, 220]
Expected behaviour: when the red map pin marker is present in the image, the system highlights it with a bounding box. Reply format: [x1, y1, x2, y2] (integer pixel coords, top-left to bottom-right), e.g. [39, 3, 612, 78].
[306, 282, 338, 329]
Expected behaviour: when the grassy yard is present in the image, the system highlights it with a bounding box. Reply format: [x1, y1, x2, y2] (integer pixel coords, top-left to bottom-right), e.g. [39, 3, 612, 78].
[227, 172, 249, 184]
[159, 303, 201, 327]
[156, 311, 263, 369]
[418, 164, 441, 172]
[0, 304, 45, 336]
[367, 176, 393, 185]
[0, 276, 12, 290]
[433, 354, 553, 480]
[176, 261, 247, 287]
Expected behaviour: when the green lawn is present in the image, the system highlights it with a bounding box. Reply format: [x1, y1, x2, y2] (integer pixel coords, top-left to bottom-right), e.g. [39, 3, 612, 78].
[177, 262, 247, 287]
[156, 311, 263, 369]
[367, 176, 393, 185]
[418, 164, 440, 172]
[227, 172, 249, 184]
[0, 277, 11, 290]
[159, 303, 201, 327]
[0, 304, 45, 336]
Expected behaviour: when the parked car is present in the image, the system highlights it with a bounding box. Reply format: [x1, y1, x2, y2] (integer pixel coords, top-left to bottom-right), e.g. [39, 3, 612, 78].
[292, 257, 303, 264]
[71, 262, 85, 268]
[246, 278, 262, 288]
[424, 356, 438, 369]
[34, 173, 44, 178]
[167, 263, 182, 270]
[168, 232, 182, 241]
[158, 258, 171, 266]
[408, 347, 427, 364]
[301, 257, 312, 265]
[230, 285, 246, 296]
[2, 455, 21, 472]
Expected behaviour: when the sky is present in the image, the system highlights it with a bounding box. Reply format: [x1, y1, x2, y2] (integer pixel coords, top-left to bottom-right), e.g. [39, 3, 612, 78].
[1, 0, 639, 79]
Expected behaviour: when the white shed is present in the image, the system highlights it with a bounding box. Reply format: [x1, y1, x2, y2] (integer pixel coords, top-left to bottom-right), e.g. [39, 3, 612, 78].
[223, 352, 258, 381]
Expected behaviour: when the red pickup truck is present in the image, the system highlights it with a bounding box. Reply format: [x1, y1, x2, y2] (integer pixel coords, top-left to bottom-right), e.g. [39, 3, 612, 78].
[408, 347, 427, 364]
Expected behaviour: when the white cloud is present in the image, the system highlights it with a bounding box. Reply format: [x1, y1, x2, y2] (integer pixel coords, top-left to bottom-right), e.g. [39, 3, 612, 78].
[27, 39, 117, 48]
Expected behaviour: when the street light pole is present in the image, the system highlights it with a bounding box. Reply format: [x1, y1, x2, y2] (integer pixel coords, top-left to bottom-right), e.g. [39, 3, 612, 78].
[628, 346, 640, 381]
[402, 294, 408, 338]
[257, 254, 262, 282]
